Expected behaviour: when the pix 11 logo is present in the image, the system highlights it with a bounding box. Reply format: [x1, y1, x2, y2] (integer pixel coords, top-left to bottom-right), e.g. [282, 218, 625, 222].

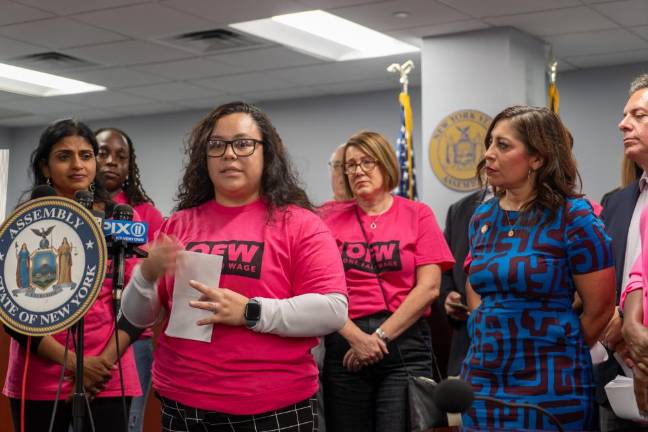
[0, 197, 106, 336]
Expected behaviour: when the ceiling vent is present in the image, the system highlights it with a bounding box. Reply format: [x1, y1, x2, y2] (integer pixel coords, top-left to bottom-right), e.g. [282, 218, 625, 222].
[7, 52, 99, 72]
[157, 28, 268, 54]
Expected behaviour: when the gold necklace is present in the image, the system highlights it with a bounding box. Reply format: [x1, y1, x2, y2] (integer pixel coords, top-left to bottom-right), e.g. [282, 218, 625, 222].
[503, 208, 515, 237]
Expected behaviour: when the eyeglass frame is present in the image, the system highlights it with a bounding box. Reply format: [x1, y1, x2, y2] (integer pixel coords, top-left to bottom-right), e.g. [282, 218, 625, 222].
[343, 158, 378, 175]
[206, 138, 263, 158]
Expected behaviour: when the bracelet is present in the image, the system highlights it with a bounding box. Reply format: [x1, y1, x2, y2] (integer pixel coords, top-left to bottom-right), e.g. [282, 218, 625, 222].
[374, 327, 391, 343]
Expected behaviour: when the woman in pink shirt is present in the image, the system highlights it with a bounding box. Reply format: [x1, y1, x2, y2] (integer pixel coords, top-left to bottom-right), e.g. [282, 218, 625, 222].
[116, 102, 348, 432]
[3, 119, 140, 432]
[320, 131, 454, 432]
[96, 127, 164, 432]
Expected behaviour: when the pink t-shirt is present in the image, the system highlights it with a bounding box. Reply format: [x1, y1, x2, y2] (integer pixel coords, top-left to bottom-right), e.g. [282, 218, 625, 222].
[3, 269, 141, 400]
[115, 191, 164, 338]
[152, 199, 347, 414]
[321, 195, 454, 320]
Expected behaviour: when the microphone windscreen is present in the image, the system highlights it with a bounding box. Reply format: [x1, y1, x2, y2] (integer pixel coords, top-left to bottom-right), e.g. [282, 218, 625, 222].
[433, 379, 475, 413]
[113, 204, 134, 221]
[30, 185, 57, 199]
[74, 190, 94, 210]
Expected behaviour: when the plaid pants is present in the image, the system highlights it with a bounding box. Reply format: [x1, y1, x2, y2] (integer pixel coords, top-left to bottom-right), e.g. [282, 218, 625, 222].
[160, 395, 318, 432]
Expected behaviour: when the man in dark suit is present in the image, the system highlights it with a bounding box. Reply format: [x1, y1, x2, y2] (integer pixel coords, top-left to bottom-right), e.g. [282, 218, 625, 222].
[597, 73, 648, 431]
[440, 189, 489, 376]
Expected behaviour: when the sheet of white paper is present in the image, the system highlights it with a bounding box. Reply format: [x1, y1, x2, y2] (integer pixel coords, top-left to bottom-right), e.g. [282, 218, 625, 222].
[590, 342, 609, 365]
[165, 251, 222, 342]
[605, 375, 648, 422]
[614, 352, 634, 378]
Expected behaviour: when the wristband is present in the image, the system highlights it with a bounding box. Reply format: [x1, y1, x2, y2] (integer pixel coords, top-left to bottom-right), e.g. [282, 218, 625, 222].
[374, 327, 391, 343]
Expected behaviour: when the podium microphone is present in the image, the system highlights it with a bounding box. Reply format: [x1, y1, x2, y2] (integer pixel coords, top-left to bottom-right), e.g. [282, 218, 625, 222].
[433, 379, 565, 432]
[30, 184, 57, 199]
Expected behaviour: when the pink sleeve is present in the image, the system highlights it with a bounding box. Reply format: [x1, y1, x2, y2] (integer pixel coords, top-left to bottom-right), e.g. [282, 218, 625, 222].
[463, 253, 472, 274]
[587, 198, 603, 217]
[620, 254, 643, 310]
[415, 204, 455, 271]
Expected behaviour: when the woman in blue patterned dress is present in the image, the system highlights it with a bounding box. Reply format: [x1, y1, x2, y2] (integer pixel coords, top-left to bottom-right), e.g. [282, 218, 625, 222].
[461, 106, 616, 431]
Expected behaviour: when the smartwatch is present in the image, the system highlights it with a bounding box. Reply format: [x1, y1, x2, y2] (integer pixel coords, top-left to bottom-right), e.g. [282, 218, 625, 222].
[244, 298, 261, 328]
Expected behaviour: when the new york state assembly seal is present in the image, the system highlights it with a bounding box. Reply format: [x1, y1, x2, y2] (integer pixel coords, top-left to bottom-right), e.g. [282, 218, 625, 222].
[429, 109, 492, 192]
[0, 197, 106, 336]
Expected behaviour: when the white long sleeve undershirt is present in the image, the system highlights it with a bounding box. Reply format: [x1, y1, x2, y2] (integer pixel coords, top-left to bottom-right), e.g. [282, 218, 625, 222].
[121, 264, 347, 337]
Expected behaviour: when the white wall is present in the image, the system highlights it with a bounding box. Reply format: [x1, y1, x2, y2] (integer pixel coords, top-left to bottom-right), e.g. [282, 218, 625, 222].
[559, 61, 648, 201]
[5, 89, 422, 216]
[4, 58, 648, 224]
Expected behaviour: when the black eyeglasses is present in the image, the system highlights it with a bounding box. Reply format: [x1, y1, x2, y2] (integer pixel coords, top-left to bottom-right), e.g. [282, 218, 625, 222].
[344, 158, 377, 175]
[207, 138, 262, 158]
[328, 161, 343, 170]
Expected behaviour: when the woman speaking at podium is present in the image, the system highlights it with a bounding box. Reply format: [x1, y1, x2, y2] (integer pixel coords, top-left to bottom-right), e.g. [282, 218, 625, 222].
[3, 119, 141, 432]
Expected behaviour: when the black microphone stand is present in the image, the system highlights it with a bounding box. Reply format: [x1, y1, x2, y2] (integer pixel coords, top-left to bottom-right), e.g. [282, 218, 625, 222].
[71, 320, 85, 432]
[474, 395, 565, 432]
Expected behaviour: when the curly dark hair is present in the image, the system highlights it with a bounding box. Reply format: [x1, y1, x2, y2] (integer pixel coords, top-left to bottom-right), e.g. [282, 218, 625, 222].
[477, 106, 582, 219]
[25, 118, 111, 206]
[94, 127, 155, 206]
[175, 101, 313, 213]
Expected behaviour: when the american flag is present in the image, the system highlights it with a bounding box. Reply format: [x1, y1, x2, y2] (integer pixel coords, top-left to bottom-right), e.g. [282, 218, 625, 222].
[395, 91, 418, 200]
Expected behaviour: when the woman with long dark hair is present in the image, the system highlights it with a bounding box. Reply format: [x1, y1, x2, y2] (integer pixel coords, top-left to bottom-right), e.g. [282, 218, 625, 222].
[95, 127, 164, 432]
[117, 102, 348, 431]
[3, 119, 140, 432]
[462, 106, 615, 430]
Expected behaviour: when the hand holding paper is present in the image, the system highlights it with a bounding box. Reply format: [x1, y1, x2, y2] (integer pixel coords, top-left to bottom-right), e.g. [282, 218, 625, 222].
[189, 281, 248, 327]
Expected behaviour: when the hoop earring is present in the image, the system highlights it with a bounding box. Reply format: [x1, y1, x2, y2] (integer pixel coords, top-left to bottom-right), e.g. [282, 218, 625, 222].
[45, 177, 52, 186]
[89, 182, 95, 193]
[122, 178, 129, 189]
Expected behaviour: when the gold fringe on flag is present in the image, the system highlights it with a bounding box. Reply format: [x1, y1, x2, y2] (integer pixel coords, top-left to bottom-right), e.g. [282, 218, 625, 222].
[548, 60, 559, 114]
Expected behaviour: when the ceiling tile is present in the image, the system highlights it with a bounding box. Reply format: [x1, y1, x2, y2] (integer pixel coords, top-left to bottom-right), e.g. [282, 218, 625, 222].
[0, 17, 126, 49]
[194, 71, 298, 93]
[65, 67, 170, 89]
[388, 19, 488, 40]
[632, 25, 648, 40]
[14, 0, 150, 14]
[161, 0, 305, 26]
[297, 0, 385, 8]
[121, 82, 226, 101]
[545, 29, 648, 57]
[591, 0, 648, 27]
[73, 3, 215, 39]
[275, 54, 420, 86]
[331, 0, 469, 31]
[208, 46, 324, 72]
[485, 6, 618, 36]
[554, 57, 578, 72]
[133, 58, 244, 80]
[63, 40, 193, 67]
[0, 35, 45, 60]
[565, 48, 648, 68]
[0, 1, 53, 25]
[437, 0, 581, 18]
[0, 91, 31, 102]
[54, 90, 156, 108]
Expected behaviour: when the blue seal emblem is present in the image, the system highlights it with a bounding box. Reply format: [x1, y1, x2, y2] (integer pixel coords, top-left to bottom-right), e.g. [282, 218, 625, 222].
[0, 197, 106, 336]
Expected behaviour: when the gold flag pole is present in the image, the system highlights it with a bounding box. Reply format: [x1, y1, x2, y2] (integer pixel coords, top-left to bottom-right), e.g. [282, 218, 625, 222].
[387, 60, 415, 199]
[548, 58, 559, 114]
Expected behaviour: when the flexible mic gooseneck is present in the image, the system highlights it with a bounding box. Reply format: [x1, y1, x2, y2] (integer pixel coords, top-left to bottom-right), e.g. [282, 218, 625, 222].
[30, 184, 57, 199]
[433, 379, 565, 432]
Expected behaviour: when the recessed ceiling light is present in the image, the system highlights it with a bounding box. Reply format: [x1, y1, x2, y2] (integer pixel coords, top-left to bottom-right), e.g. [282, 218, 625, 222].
[393, 11, 410, 19]
[0, 62, 106, 97]
[230, 9, 419, 62]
